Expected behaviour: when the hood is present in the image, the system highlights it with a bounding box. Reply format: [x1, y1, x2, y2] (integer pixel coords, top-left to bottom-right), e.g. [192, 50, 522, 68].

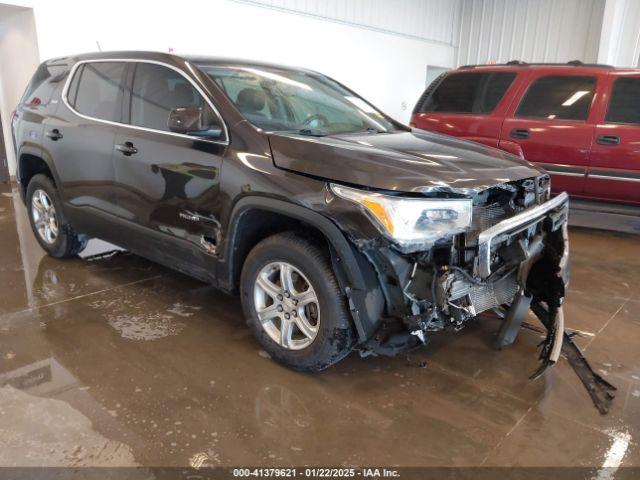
[268, 129, 544, 195]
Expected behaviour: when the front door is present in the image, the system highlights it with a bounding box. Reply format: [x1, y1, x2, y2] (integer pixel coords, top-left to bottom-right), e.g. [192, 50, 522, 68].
[499, 74, 598, 197]
[112, 61, 228, 273]
[586, 74, 640, 204]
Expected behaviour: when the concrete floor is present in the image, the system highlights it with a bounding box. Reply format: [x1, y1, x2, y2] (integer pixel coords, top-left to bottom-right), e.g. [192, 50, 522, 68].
[0, 182, 639, 469]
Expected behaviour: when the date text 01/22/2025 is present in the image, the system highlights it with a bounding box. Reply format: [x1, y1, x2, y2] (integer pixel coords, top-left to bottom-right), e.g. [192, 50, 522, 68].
[232, 468, 401, 478]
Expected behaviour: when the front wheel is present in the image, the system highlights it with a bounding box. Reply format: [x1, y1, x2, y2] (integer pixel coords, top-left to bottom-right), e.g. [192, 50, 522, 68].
[26, 174, 87, 258]
[240, 232, 355, 371]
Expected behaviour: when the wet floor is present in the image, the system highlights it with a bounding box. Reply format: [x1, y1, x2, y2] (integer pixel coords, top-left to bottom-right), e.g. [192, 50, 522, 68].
[0, 182, 639, 469]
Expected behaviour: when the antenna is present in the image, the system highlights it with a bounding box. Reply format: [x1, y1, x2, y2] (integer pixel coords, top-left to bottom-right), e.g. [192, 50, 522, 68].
[96, 41, 102, 52]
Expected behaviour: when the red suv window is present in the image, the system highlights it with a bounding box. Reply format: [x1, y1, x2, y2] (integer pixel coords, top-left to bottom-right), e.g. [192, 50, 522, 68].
[515, 75, 596, 121]
[606, 77, 640, 125]
[416, 71, 516, 114]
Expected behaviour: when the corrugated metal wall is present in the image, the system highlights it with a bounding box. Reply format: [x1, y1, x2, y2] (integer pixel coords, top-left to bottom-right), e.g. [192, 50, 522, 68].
[233, 0, 462, 45]
[604, 0, 640, 67]
[457, 0, 605, 66]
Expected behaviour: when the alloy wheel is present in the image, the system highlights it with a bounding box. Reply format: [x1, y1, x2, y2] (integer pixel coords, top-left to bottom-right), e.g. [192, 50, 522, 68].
[31, 189, 58, 245]
[253, 261, 320, 350]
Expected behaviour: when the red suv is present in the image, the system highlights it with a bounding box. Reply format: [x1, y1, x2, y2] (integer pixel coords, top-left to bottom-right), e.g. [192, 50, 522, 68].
[411, 62, 640, 206]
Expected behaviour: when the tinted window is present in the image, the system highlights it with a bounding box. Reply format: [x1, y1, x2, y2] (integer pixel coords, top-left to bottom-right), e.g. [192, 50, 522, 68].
[516, 75, 595, 121]
[606, 77, 640, 125]
[130, 63, 219, 134]
[417, 72, 516, 114]
[21, 63, 67, 107]
[68, 62, 126, 122]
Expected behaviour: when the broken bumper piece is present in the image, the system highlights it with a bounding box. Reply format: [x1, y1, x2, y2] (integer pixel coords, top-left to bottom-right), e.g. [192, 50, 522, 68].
[359, 190, 614, 412]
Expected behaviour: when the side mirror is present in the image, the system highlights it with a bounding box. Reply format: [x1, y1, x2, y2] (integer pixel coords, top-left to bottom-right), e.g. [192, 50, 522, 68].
[168, 107, 204, 135]
[168, 106, 224, 140]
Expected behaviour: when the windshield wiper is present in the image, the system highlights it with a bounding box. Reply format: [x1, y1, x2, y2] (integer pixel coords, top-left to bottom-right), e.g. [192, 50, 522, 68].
[296, 128, 328, 137]
[365, 127, 390, 134]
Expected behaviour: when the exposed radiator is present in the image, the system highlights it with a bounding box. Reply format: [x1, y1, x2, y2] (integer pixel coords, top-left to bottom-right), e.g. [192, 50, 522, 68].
[448, 270, 519, 315]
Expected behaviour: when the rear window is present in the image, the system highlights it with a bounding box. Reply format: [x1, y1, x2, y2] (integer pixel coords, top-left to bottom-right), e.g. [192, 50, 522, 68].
[20, 63, 68, 106]
[516, 75, 596, 121]
[66, 62, 126, 122]
[416, 71, 516, 114]
[606, 77, 640, 125]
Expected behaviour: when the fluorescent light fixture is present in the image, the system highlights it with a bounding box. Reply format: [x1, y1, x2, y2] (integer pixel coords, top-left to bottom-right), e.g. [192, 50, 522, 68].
[344, 96, 377, 113]
[561, 90, 589, 106]
[240, 68, 312, 91]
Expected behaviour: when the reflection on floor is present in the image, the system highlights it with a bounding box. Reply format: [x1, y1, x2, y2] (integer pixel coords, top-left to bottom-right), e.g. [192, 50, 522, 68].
[1, 182, 639, 468]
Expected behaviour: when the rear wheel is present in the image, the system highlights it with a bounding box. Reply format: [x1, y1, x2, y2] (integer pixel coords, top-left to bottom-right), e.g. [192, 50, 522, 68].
[240, 232, 355, 371]
[27, 174, 87, 258]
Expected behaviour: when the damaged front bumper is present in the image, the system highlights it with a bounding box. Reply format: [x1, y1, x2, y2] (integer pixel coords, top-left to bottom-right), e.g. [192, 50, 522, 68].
[476, 192, 569, 280]
[361, 191, 570, 376]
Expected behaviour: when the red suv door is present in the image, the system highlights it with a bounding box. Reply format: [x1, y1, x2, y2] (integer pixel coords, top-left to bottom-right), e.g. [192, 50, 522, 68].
[586, 72, 640, 204]
[499, 71, 602, 197]
[411, 69, 521, 148]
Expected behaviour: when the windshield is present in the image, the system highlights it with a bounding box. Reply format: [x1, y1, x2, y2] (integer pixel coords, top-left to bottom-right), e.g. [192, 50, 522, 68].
[198, 64, 401, 136]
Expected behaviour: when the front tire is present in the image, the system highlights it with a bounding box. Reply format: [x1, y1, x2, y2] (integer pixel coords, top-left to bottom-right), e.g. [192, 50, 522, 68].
[26, 174, 87, 258]
[240, 232, 355, 371]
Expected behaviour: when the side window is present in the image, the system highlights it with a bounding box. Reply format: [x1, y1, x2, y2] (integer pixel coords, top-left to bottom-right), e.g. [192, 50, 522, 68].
[417, 72, 516, 114]
[606, 77, 640, 125]
[21, 63, 67, 107]
[516, 75, 596, 121]
[130, 63, 223, 139]
[67, 62, 126, 122]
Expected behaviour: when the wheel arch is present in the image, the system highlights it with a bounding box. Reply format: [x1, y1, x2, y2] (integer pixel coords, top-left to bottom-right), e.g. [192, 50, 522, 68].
[16, 146, 59, 203]
[220, 196, 384, 342]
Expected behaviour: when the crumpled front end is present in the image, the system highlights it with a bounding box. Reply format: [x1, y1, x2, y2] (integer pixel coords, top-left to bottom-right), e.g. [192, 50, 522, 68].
[343, 176, 569, 376]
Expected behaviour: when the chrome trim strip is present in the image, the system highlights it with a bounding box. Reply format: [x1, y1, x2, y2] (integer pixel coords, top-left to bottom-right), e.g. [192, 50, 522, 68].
[588, 174, 640, 183]
[536, 163, 585, 175]
[548, 171, 585, 177]
[61, 58, 230, 146]
[476, 192, 569, 279]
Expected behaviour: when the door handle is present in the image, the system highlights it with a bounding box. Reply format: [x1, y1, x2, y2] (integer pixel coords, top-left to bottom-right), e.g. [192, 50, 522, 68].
[45, 129, 63, 141]
[596, 135, 620, 146]
[115, 141, 138, 156]
[510, 128, 530, 139]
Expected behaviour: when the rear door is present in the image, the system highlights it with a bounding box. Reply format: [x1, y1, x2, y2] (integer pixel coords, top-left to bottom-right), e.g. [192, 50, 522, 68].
[45, 61, 126, 216]
[411, 70, 520, 147]
[499, 73, 599, 196]
[586, 73, 640, 204]
[112, 61, 228, 274]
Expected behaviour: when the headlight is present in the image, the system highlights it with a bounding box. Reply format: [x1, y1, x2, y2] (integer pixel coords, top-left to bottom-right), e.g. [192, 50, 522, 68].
[330, 184, 472, 250]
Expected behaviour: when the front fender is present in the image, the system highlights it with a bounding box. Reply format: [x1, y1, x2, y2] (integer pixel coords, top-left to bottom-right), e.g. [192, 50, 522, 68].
[219, 195, 384, 342]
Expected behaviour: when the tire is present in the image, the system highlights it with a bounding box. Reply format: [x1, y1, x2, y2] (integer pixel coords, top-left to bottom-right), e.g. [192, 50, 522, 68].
[26, 174, 87, 258]
[241, 232, 355, 371]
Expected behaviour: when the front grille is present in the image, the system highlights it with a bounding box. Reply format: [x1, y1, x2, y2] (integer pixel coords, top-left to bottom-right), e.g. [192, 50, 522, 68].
[469, 176, 547, 235]
[472, 202, 508, 232]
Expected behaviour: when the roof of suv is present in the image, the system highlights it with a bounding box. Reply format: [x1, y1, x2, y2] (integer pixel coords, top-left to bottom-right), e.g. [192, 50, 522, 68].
[455, 60, 640, 74]
[44, 50, 314, 74]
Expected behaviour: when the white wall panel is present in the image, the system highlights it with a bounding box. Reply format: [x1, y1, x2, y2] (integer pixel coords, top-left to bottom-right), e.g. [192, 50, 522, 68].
[0, 0, 460, 177]
[457, 0, 605, 66]
[0, 5, 40, 176]
[598, 0, 640, 67]
[236, 0, 462, 45]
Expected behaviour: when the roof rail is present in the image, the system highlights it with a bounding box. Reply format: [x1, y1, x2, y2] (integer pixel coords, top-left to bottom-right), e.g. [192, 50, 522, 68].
[458, 60, 614, 69]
